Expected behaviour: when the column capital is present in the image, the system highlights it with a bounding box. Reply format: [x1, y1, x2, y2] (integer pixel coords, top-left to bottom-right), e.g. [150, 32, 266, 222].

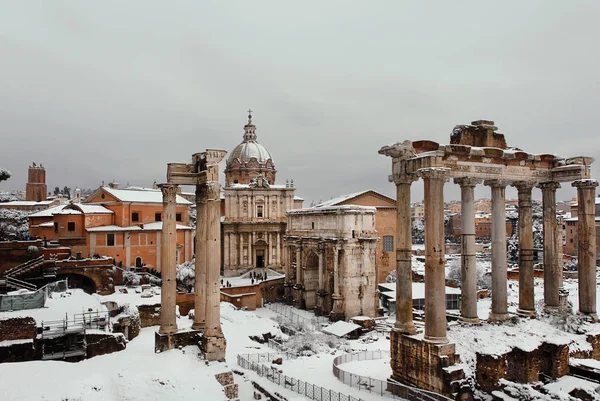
[572, 179, 599, 189]
[513, 180, 536, 192]
[159, 183, 178, 201]
[417, 167, 451, 181]
[206, 182, 220, 201]
[538, 181, 561, 191]
[484, 179, 510, 188]
[391, 173, 418, 185]
[454, 177, 482, 187]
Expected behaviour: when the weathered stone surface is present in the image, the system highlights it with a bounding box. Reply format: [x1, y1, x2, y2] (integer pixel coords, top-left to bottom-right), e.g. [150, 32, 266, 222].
[390, 332, 462, 397]
[137, 304, 161, 328]
[0, 317, 36, 341]
[86, 333, 126, 359]
[215, 371, 238, 400]
[154, 329, 200, 353]
[0, 340, 36, 363]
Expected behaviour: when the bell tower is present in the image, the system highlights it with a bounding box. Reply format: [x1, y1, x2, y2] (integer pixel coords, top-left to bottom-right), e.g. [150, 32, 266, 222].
[25, 162, 47, 202]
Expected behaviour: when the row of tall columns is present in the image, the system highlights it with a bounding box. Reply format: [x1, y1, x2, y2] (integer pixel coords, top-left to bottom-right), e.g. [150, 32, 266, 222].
[420, 168, 450, 343]
[159, 184, 178, 334]
[515, 181, 535, 317]
[394, 174, 418, 334]
[455, 177, 481, 324]
[204, 182, 224, 342]
[573, 180, 598, 319]
[486, 179, 510, 322]
[541, 182, 561, 309]
[193, 184, 207, 330]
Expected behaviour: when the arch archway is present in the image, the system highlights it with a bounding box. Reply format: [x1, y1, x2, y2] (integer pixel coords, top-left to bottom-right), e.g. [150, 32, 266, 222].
[303, 250, 319, 309]
[56, 273, 97, 294]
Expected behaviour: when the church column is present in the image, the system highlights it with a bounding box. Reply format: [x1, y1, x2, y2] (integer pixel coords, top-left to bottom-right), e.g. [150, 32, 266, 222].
[419, 168, 450, 343]
[248, 233, 252, 267]
[515, 181, 536, 317]
[394, 173, 418, 334]
[224, 232, 230, 269]
[572, 179, 598, 319]
[203, 181, 226, 360]
[485, 179, 510, 322]
[454, 177, 482, 324]
[540, 182, 561, 309]
[192, 184, 207, 330]
[159, 184, 178, 335]
[266, 232, 271, 267]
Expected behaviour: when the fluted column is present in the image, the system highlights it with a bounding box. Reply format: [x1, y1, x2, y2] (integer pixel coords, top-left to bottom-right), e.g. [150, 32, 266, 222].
[192, 184, 207, 330]
[485, 179, 510, 322]
[159, 184, 178, 334]
[540, 182, 561, 309]
[419, 167, 450, 343]
[454, 177, 482, 324]
[515, 181, 536, 317]
[572, 179, 598, 319]
[394, 173, 418, 334]
[333, 244, 340, 295]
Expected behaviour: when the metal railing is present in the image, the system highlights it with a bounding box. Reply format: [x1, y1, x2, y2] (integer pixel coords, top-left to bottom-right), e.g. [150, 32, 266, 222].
[267, 302, 328, 331]
[333, 351, 452, 401]
[237, 352, 365, 401]
[3, 256, 45, 277]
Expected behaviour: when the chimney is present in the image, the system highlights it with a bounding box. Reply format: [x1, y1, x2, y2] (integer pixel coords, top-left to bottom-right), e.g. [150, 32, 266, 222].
[108, 182, 119, 189]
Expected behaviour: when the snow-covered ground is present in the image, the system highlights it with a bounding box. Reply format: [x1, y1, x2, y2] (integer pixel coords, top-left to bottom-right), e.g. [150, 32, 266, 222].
[2, 254, 600, 401]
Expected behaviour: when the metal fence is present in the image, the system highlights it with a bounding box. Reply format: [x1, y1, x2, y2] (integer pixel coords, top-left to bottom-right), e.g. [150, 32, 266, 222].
[333, 351, 452, 401]
[267, 303, 328, 331]
[237, 352, 365, 401]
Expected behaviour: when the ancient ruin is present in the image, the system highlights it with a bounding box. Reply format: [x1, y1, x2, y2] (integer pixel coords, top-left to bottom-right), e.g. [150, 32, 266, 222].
[379, 120, 597, 396]
[284, 205, 378, 321]
[155, 149, 227, 361]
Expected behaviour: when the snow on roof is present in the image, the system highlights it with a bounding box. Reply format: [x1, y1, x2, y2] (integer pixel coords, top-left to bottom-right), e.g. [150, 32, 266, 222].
[32, 222, 54, 228]
[87, 222, 193, 232]
[100, 187, 192, 205]
[293, 196, 304, 201]
[314, 190, 371, 208]
[288, 205, 376, 215]
[322, 321, 361, 337]
[0, 200, 54, 206]
[229, 183, 289, 189]
[28, 205, 67, 218]
[55, 208, 83, 215]
[544, 375, 599, 396]
[76, 204, 113, 214]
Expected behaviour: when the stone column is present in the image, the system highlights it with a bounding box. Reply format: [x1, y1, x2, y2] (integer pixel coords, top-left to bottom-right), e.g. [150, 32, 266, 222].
[419, 168, 450, 343]
[224, 232, 230, 269]
[159, 184, 178, 335]
[331, 243, 344, 321]
[192, 184, 207, 330]
[454, 177, 482, 324]
[394, 174, 418, 334]
[248, 233, 253, 267]
[515, 181, 536, 317]
[315, 242, 326, 315]
[572, 179, 598, 319]
[485, 179, 510, 322]
[540, 182, 561, 310]
[295, 244, 302, 283]
[202, 181, 226, 360]
[318, 242, 325, 290]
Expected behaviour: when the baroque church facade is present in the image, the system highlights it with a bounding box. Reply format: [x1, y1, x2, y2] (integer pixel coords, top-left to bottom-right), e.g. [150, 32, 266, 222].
[221, 113, 303, 276]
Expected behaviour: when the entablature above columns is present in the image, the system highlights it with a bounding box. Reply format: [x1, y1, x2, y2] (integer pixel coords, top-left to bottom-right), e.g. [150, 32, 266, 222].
[484, 179, 511, 188]
[453, 177, 483, 187]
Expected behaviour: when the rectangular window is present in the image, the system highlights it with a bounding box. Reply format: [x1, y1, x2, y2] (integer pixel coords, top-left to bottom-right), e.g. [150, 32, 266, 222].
[67, 222, 75, 232]
[54, 222, 58, 233]
[132, 212, 139, 222]
[155, 213, 161, 222]
[176, 213, 182, 222]
[257, 205, 263, 218]
[383, 235, 394, 252]
[107, 233, 115, 247]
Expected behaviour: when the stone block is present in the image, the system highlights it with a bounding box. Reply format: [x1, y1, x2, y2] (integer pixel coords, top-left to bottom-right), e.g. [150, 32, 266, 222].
[201, 332, 227, 361]
[137, 304, 161, 327]
[390, 332, 462, 397]
[154, 329, 200, 353]
[86, 333, 126, 359]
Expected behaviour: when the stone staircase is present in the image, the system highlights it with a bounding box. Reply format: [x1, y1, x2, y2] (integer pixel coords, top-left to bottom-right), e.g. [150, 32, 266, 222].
[0, 256, 45, 292]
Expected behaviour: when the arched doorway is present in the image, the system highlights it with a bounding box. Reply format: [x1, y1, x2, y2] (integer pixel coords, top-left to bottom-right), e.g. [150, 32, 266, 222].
[56, 273, 97, 294]
[135, 257, 143, 268]
[253, 239, 268, 268]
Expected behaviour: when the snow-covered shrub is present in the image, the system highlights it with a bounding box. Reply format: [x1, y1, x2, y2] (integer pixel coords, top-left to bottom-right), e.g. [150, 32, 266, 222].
[123, 270, 141, 286]
[0, 209, 30, 239]
[285, 331, 347, 356]
[176, 259, 195, 288]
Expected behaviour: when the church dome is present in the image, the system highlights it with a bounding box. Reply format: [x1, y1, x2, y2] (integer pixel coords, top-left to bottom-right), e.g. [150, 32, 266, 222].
[225, 111, 277, 186]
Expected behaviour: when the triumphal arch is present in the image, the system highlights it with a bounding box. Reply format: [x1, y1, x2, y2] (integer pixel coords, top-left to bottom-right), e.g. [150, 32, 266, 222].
[379, 120, 596, 396]
[155, 149, 227, 361]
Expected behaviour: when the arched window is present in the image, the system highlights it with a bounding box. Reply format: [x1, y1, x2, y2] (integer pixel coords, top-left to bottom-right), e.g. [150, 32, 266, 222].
[257, 205, 263, 218]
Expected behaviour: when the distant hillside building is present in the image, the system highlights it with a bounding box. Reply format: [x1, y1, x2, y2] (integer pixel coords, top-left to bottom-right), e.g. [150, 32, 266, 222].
[25, 163, 47, 202]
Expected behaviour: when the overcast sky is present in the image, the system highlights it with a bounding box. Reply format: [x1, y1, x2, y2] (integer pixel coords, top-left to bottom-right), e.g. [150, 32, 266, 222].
[1, 1, 599, 205]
